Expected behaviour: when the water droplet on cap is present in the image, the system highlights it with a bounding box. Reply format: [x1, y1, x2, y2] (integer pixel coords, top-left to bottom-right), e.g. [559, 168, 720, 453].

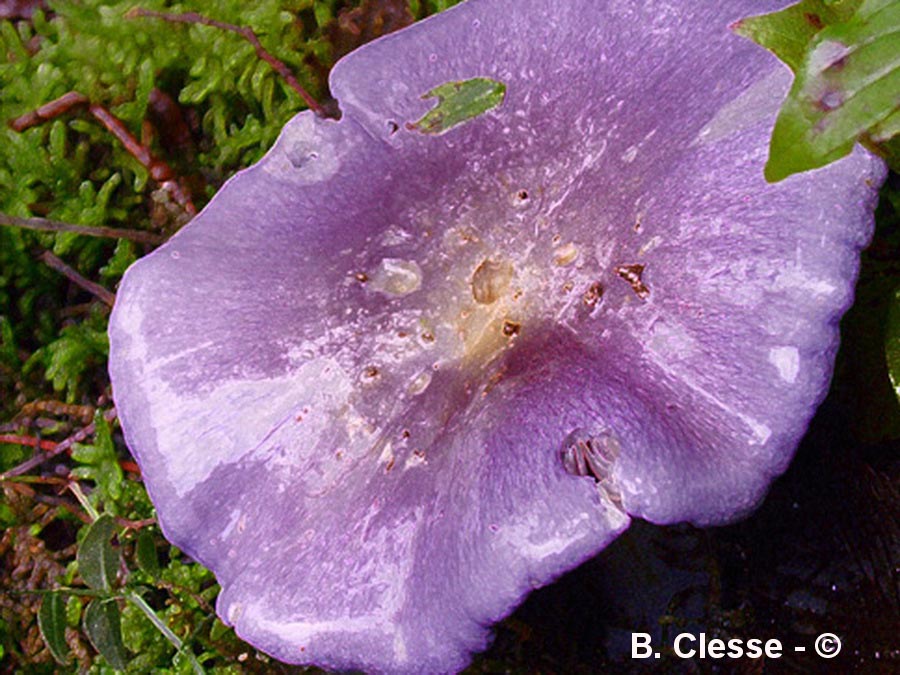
[368, 259, 423, 297]
[407, 371, 432, 396]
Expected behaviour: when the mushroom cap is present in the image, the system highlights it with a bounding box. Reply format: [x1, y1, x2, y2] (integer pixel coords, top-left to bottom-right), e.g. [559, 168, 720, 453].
[109, 0, 885, 672]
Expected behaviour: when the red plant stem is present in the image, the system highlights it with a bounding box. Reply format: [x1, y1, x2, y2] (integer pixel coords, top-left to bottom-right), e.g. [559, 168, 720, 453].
[7, 91, 196, 215]
[0, 409, 117, 479]
[8, 90, 88, 132]
[88, 104, 154, 168]
[126, 7, 328, 118]
[116, 516, 156, 530]
[87, 104, 196, 215]
[39, 250, 116, 307]
[0, 212, 164, 245]
[0, 434, 57, 452]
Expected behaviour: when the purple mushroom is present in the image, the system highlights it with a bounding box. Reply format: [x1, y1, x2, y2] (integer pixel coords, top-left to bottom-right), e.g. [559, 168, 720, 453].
[108, 0, 885, 672]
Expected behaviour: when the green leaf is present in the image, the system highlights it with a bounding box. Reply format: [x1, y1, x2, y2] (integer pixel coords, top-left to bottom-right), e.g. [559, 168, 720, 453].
[99, 239, 136, 281]
[757, 0, 900, 181]
[409, 77, 506, 135]
[24, 320, 109, 402]
[124, 589, 207, 675]
[77, 514, 119, 591]
[0, 315, 19, 370]
[37, 591, 69, 665]
[209, 618, 232, 642]
[886, 286, 900, 403]
[135, 530, 161, 579]
[733, 0, 862, 72]
[71, 411, 124, 505]
[0, 503, 15, 527]
[83, 598, 129, 670]
[870, 106, 900, 142]
[65, 595, 83, 628]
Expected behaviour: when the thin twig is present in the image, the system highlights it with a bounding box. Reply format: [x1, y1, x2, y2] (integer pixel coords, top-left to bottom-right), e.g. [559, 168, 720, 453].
[39, 250, 116, 307]
[0, 434, 58, 452]
[19, 399, 95, 423]
[0, 474, 70, 486]
[1, 212, 165, 245]
[125, 590, 207, 675]
[127, 7, 328, 118]
[5, 481, 35, 498]
[87, 103, 196, 215]
[1, 417, 72, 435]
[115, 516, 156, 531]
[0, 422, 26, 433]
[7, 91, 196, 215]
[68, 481, 100, 521]
[8, 91, 88, 132]
[0, 409, 117, 479]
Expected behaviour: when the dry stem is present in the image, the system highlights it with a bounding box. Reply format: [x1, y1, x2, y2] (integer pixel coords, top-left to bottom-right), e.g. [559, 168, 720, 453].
[127, 7, 329, 118]
[8, 92, 196, 215]
[0, 212, 165, 245]
[39, 251, 116, 307]
[0, 409, 118, 480]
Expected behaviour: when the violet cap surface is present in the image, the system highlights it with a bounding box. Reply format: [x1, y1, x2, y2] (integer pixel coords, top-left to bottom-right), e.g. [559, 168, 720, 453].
[109, 0, 886, 672]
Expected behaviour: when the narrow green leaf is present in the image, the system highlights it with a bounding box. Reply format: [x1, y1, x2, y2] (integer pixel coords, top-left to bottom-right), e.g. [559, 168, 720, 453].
[408, 77, 506, 135]
[870, 106, 900, 142]
[733, 0, 862, 71]
[83, 599, 129, 670]
[124, 589, 206, 675]
[886, 286, 900, 404]
[209, 618, 231, 642]
[71, 411, 124, 504]
[135, 530, 161, 579]
[37, 591, 69, 665]
[70, 444, 103, 464]
[762, 0, 900, 181]
[77, 514, 119, 591]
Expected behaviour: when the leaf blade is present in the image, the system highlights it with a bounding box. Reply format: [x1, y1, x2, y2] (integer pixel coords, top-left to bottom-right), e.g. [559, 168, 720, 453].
[83, 598, 129, 670]
[732, 0, 862, 71]
[37, 591, 69, 665]
[763, 0, 900, 180]
[77, 513, 119, 591]
[135, 529, 161, 579]
[408, 77, 506, 135]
